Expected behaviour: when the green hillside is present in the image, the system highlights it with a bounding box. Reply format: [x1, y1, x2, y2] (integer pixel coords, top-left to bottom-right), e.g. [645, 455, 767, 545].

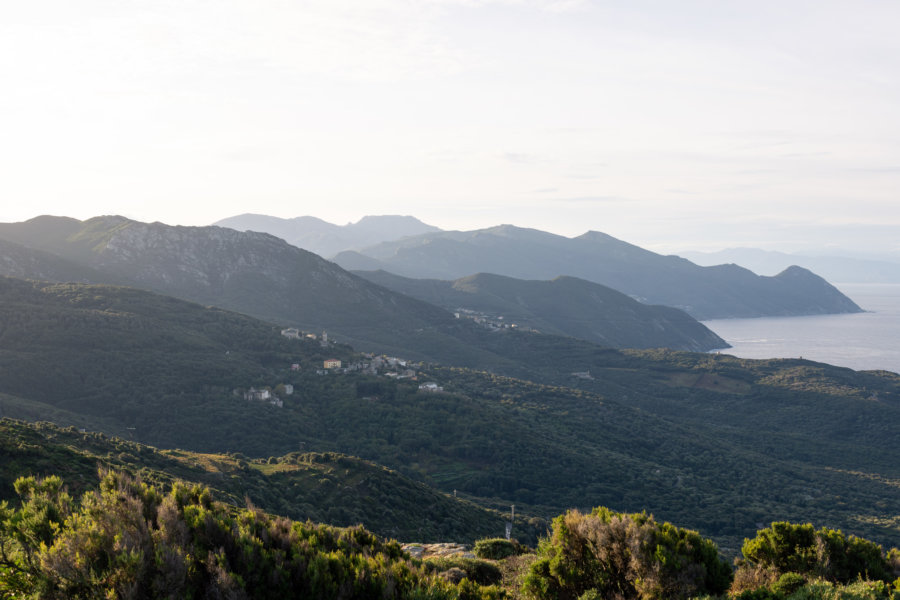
[1, 276, 899, 555]
[0, 419, 534, 544]
[353, 270, 727, 352]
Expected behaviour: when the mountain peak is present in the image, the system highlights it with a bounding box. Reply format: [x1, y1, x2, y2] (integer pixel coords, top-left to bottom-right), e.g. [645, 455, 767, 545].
[575, 230, 618, 242]
[354, 214, 431, 226]
[211, 213, 441, 257]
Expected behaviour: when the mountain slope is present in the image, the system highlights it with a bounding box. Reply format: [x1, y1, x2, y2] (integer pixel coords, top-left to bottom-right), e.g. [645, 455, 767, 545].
[0, 215, 479, 359]
[354, 270, 728, 352]
[0, 419, 525, 543]
[0, 237, 118, 284]
[0, 215, 737, 363]
[1, 276, 900, 553]
[213, 213, 441, 258]
[332, 225, 862, 319]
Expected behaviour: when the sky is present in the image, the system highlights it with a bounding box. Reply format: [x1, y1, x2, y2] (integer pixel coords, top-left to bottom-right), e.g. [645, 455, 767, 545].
[2, 0, 899, 256]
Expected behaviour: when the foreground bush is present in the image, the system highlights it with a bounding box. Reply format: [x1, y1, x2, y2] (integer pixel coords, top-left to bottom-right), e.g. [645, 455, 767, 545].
[473, 538, 520, 560]
[737, 522, 897, 586]
[731, 522, 900, 599]
[521, 506, 732, 600]
[0, 469, 502, 599]
[426, 557, 503, 586]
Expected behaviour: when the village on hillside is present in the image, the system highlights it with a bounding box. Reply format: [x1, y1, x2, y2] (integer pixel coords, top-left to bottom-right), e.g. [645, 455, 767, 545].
[237, 327, 445, 408]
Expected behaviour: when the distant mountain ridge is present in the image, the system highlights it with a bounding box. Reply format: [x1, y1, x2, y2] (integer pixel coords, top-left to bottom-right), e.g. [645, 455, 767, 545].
[0, 215, 730, 358]
[332, 225, 862, 320]
[213, 213, 441, 258]
[355, 270, 728, 352]
[680, 247, 900, 283]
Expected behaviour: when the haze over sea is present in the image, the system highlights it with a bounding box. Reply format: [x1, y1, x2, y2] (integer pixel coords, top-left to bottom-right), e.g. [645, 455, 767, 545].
[703, 283, 900, 375]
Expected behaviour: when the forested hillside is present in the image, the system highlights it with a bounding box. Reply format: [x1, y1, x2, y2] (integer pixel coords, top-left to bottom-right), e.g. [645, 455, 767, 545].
[353, 270, 727, 352]
[0, 419, 533, 544]
[0, 216, 725, 364]
[1, 276, 899, 555]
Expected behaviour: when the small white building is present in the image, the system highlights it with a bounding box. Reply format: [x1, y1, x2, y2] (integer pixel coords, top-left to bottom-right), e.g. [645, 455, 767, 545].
[244, 387, 271, 402]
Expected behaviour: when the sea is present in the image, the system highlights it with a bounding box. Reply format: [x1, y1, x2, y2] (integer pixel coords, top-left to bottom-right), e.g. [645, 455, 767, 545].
[702, 283, 900, 375]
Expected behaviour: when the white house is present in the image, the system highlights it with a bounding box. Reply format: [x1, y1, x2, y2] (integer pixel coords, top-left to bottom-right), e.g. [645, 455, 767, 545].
[244, 387, 272, 402]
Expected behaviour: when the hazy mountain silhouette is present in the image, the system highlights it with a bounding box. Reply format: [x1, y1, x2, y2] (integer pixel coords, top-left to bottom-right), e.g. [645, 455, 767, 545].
[680, 247, 900, 283]
[213, 213, 440, 258]
[332, 225, 862, 320]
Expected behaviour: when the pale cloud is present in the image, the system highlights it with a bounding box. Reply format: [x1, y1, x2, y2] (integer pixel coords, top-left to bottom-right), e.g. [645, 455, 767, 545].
[552, 196, 628, 204]
[1, 0, 899, 256]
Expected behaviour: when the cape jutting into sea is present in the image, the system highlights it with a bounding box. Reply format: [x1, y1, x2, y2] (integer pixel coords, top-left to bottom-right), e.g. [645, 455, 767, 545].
[703, 283, 900, 375]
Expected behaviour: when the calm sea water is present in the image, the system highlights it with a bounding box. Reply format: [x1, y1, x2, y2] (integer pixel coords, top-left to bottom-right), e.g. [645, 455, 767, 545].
[702, 284, 900, 375]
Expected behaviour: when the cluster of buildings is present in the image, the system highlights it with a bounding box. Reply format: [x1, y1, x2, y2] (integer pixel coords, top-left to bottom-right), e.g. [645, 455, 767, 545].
[315, 354, 417, 378]
[268, 327, 445, 401]
[453, 309, 521, 331]
[281, 328, 331, 347]
[242, 384, 293, 408]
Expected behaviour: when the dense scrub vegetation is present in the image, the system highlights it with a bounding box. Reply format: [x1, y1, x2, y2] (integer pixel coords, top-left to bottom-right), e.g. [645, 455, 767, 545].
[0, 419, 529, 545]
[0, 470, 504, 599]
[1, 466, 899, 598]
[522, 507, 732, 600]
[729, 522, 900, 598]
[518, 508, 900, 600]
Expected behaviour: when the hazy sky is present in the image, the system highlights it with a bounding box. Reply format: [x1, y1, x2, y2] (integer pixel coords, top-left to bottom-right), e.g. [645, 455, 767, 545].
[2, 0, 899, 255]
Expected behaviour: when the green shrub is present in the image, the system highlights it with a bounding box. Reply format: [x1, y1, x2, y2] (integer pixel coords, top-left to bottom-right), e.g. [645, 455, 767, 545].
[425, 557, 503, 586]
[771, 572, 806, 596]
[521, 507, 732, 600]
[740, 522, 894, 584]
[473, 537, 518, 560]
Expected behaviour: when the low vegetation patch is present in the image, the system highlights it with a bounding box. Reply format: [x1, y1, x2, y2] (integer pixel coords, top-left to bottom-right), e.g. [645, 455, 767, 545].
[473, 538, 522, 560]
[425, 557, 503, 586]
